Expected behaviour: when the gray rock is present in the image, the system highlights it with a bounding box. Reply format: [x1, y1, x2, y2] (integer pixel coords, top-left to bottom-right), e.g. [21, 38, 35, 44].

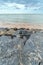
[23, 32, 43, 65]
[0, 35, 27, 65]
[0, 29, 43, 65]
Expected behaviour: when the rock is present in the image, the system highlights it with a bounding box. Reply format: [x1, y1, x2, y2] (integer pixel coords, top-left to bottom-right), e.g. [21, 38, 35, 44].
[0, 28, 6, 31]
[38, 61, 43, 65]
[13, 27, 18, 31]
[11, 35, 16, 39]
[0, 28, 43, 65]
[0, 36, 12, 57]
[0, 35, 27, 65]
[19, 30, 22, 34]
[31, 29, 42, 34]
[23, 32, 43, 65]
[4, 34, 16, 39]
[0, 36, 20, 65]
[18, 28, 25, 30]
[5, 28, 10, 31]
[14, 29, 32, 39]
[26, 28, 29, 30]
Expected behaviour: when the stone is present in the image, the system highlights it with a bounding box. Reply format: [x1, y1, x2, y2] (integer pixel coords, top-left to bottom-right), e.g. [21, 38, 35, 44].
[23, 32, 43, 65]
[0, 35, 27, 65]
[13, 28, 18, 31]
[0, 28, 43, 65]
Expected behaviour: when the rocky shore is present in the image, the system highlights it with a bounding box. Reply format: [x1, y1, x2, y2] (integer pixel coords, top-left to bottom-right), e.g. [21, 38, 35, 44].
[0, 27, 43, 65]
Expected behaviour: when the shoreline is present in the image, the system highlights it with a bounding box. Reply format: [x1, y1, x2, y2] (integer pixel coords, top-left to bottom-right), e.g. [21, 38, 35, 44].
[0, 22, 43, 29]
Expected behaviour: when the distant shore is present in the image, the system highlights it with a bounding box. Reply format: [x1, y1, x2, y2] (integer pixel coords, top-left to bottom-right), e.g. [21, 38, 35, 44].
[0, 22, 43, 29]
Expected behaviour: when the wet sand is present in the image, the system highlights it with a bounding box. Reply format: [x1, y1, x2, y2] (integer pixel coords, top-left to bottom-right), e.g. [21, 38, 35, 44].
[0, 23, 43, 29]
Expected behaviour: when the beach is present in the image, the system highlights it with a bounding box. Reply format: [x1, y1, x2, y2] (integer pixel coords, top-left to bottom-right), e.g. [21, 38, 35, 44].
[0, 22, 43, 29]
[0, 0, 43, 64]
[0, 22, 43, 65]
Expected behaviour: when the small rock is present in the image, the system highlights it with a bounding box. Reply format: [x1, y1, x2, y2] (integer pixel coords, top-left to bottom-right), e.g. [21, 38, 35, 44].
[13, 27, 18, 31]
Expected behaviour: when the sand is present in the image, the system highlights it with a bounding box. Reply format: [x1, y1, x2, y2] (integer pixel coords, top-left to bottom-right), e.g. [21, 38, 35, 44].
[0, 22, 43, 29]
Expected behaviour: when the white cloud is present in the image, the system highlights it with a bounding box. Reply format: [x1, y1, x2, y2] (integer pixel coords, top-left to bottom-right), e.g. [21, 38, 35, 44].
[4, 3, 25, 9]
[0, 2, 42, 14]
[29, 6, 40, 10]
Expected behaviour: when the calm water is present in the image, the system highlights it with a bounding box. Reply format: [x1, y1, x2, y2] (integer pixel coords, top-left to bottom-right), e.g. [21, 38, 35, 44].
[0, 14, 43, 24]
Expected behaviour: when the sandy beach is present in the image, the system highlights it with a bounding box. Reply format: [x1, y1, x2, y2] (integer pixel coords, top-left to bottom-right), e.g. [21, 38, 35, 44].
[0, 23, 43, 29]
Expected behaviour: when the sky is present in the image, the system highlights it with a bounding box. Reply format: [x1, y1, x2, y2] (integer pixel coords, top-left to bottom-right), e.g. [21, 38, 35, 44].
[0, 0, 43, 14]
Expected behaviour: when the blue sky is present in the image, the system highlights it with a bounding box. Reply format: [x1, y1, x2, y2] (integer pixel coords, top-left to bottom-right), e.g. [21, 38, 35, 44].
[0, 0, 43, 14]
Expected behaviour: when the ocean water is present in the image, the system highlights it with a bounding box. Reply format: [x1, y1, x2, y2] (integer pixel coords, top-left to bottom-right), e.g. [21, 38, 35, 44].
[0, 14, 43, 24]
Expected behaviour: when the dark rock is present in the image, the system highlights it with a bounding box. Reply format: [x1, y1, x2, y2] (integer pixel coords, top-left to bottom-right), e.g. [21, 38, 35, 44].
[4, 34, 16, 39]
[5, 28, 9, 31]
[11, 35, 16, 39]
[18, 28, 25, 30]
[13, 27, 18, 31]
[14, 29, 32, 40]
[20, 34, 31, 39]
[38, 62, 41, 65]
[19, 30, 22, 34]
[0, 35, 2, 37]
[4, 34, 12, 36]
[38, 61, 43, 65]
[26, 28, 29, 30]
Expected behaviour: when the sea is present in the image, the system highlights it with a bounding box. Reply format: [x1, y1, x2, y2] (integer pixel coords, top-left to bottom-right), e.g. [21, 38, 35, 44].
[0, 14, 43, 24]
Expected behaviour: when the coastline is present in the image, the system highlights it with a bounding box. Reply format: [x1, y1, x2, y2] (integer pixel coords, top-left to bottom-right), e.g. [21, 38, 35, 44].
[0, 22, 43, 29]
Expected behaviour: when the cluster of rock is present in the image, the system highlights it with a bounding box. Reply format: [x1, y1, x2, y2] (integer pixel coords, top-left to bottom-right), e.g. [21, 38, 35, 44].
[0, 28, 43, 65]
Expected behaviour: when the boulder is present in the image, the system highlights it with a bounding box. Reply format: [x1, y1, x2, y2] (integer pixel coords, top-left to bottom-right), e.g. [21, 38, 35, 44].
[0, 35, 27, 65]
[23, 32, 43, 65]
[0, 28, 43, 65]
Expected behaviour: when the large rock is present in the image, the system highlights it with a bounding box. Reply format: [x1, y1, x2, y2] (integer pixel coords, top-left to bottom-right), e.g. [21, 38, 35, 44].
[0, 35, 27, 65]
[0, 36, 19, 65]
[0, 29, 43, 65]
[23, 32, 43, 65]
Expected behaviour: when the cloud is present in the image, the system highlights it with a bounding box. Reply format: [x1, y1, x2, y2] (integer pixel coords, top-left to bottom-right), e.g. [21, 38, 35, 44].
[0, 0, 43, 14]
[4, 3, 25, 9]
[1, 2, 41, 9]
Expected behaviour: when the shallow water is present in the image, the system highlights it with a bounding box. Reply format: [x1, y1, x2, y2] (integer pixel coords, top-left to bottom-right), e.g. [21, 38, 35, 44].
[0, 14, 43, 24]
